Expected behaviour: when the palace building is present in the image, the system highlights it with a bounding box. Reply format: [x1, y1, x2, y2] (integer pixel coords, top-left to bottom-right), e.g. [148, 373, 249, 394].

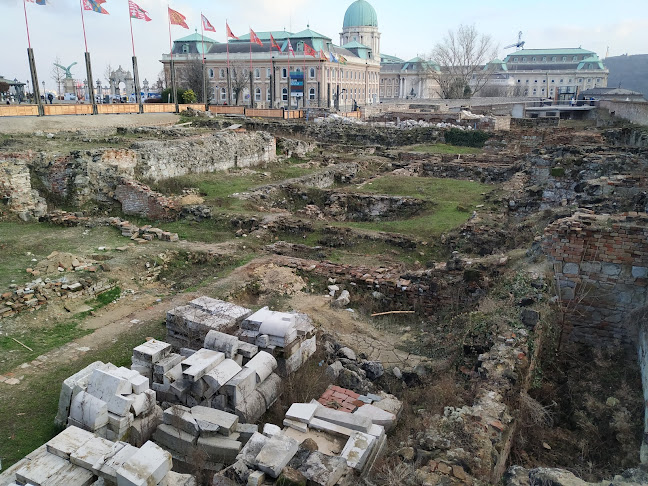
[160, 0, 382, 108]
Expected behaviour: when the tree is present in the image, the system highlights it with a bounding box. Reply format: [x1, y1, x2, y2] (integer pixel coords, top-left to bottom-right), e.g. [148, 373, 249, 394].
[0, 82, 9, 101]
[182, 89, 197, 103]
[426, 24, 498, 99]
[155, 69, 166, 91]
[178, 59, 204, 103]
[103, 64, 114, 93]
[230, 64, 249, 105]
[51, 57, 65, 97]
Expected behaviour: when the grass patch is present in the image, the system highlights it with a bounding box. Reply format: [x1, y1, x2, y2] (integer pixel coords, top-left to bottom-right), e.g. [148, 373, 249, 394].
[407, 143, 482, 155]
[0, 318, 166, 469]
[337, 176, 490, 240]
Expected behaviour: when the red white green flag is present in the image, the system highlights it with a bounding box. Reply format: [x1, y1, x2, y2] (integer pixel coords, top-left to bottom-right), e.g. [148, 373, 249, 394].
[129, 0, 151, 21]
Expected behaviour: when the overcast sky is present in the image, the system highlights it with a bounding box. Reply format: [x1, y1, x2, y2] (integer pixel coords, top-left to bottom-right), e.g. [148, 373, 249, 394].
[1, 0, 647, 92]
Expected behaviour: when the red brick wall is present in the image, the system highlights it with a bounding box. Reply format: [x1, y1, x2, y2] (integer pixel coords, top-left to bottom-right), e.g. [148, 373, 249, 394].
[114, 180, 179, 221]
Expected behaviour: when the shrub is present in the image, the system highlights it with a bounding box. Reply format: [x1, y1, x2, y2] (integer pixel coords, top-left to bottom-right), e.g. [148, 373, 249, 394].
[182, 89, 197, 104]
[444, 128, 490, 148]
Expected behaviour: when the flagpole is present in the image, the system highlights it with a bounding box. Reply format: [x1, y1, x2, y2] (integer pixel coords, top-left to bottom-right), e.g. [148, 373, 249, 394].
[201, 13, 207, 109]
[303, 45, 306, 109]
[226, 21, 231, 106]
[167, 5, 178, 112]
[128, 2, 143, 114]
[79, 0, 97, 114]
[23, 0, 44, 116]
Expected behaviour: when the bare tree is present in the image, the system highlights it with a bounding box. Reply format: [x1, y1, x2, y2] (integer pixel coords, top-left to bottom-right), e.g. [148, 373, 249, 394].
[426, 24, 498, 99]
[51, 57, 65, 97]
[155, 69, 166, 91]
[230, 64, 249, 105]
[178, 58, 205, 103]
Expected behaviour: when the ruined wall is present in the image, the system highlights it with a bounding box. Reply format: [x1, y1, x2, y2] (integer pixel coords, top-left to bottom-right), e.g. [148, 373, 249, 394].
[638, 322, 648, 464]
[600, 100, 648, 126]
[114, 180, 179, 221]
[0, 154, 47, 220]
[543, 212, 648, 348]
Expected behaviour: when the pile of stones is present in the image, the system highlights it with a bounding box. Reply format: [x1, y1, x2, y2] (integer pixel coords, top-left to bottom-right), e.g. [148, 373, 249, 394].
[109, 217, 179, 243]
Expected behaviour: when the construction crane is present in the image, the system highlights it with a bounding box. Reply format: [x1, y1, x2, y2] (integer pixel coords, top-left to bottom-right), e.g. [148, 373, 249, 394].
[504, 31, 525, 50]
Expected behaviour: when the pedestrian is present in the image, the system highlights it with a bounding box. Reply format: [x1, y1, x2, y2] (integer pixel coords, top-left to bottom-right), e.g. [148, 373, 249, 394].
[47, 93, 54, 104]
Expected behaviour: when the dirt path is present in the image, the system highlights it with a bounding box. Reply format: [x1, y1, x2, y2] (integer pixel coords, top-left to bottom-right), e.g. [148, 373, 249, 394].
[0, 113, 179, 134]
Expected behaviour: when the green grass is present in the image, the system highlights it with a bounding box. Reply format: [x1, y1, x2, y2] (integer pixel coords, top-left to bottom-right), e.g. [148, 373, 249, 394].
[337, 176, 490, 240]
[407, 143, 482, 155]
[0, 318, 166, 469]
[0, 286, 121, 374]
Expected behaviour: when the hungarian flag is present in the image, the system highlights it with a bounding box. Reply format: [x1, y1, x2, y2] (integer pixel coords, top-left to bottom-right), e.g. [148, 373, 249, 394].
[83, 0, 109, 14]
[201, 14, 215, 32]
[26, 0, 47, 5]
[250, 29, 263, 47]
[270, 34, 281, 51]
[129, 1, 151, 21]
[226, 22, 238, 39]
[286, 39, 295, 57]
[168, 7, 188, 29]
[304, 43, 317, 57]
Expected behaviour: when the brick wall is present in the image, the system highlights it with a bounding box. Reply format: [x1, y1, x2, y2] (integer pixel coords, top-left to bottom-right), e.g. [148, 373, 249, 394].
[114, 180, 179, 221]
[543, 211, 648, 348]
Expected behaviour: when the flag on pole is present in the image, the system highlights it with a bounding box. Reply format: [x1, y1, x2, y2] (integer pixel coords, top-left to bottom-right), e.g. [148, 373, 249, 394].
[226, 22, 238, 39]
[270, 34, 281, 51]
[168, 7, 188, 28]
[319, 49, 328, 61]
[338, 54, 347, 64]
[329, 52, 339, 63]
[129, 1, 151, 21]
[304, 43, 317, 57]
[26, 0, 47, 5]
[286, 39, 295, 57]
[83, 0, 109, 14]
[201, 14, 216, 32]
[250, 29, 263, 47]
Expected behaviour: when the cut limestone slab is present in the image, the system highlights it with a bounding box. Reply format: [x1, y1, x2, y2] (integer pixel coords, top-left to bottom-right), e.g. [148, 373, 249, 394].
[163, 405, 199, 437]
[298, 451, 348, 486]
[285, 403, 318, 424]
[222, 367, 258, 407]
[203, 331, 239, 358]
[236, 432, 268, 467]
[234, 423, 258, 443]
[234, 390, 267, 424]
[283, 418, 308, 433]
[340, 432, 376, 471]
[181, 349, 225, 382]
[42, 461, 96, 486]
[15, 449, 69, 486]
[70, 437, 122, 470]
[255, 373, 282, 410]
[308, 418, 354, 438]
[314, 406, 372, 433]
[132, 340, 171, 364]
[87, 369, 132, 397]
[116, 441, 172, 486]
[255, 434, 299, 478]
[46, 426, 95, 460]
[69, 391, 109, 431]
[247, 470, 265, 486]
[202, 359, 242, 391]
[196, 435, 242, 463]
[128, 390, 156, 417]
[191, 407, 238, 436]
[237, 342, 258, 359]
[95, 443, 139, 483]
[153, 353, 184, 375]
[262, 424, 281, 437]
[243, 351, 277, 384]
[152, 424, 197, 455]
[353, 404, 396, 430]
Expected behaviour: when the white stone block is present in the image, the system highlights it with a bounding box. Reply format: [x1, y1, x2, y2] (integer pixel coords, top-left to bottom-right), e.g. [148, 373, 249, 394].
[299, 451, 347, 486]
[202, 359, 242, 391]
[129, 374, 150, 395]
[128, 390, 155, 417]
[181, 348, 225, 382]
[191, 406, 238, 436]
[247, 470, 265, 486]
[87, 369, 132, 398]
[15, 449, 69, 486]
[71, 437, 122, 470]
[314, 405, 372, 432]
[340, 431, 376, 471]
[204, 330, 239, 358]
[152, 424, 197, 455]
[69, 391, 109, 431]
[285, 403, 317, 424]
[43, 462, 96, 486]
[163, 405, 199, 437]
[236, 432, 268, 467]
[353, 404, 396, 430]
[262, 423, 281, 437]
[46, 426, 95, 460]
[243, 351, 277, 383]
[282, 418, 308, 433]
[223, 367, 258, 406]
[308, 418, 354, 438]
[255, 434, 299, 478]
[132, 340, 171, 364]
[116, 441, 172, 486]
[95, 443, 139, 483]
[163, 363, 183, 386]
[153, 353, 184, 375]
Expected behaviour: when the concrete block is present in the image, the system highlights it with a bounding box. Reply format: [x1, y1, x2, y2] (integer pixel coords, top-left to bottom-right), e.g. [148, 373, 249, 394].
[236, 432, 269, 467]
[262, 423, 281, 437]
[15, 449, 69, 486]
[283, 418, 308, 433]
[129, 405, 163, 447]
[340, 432, 376, 471]
[87, 369, 132, 399]
[235, 423, 258, 444]
[255, 434, 299, 478]
[314, 405, 372, 432]
[163, 405, 199, 437]
[153, 353, 184, 375]
[181, 349, 225, 382]
[203, 359, 242, 391]
[152, 424, 197, 455]
[309, 418, 354, 438]
[128, 390, 156, 417]
[71, 436, 122, 470]
[243, 351, 277, 383]
[247, 470, 265, 486]
[237, 342, 259, 359]
[234, 390, 267, 424]
[298, 451, 348, 486]
[70, 391, 109, 431]
[353, 404, 396, 430]
[196, 435, 242, 463]
[255, 373, 282, 410]
[42, 461, 96, 486]
[285, 403, 317, 424]
[95, 443, 139, 482]
[132, 340, 171, 364]
[223, 367, 258, 406]
[191, 406, 238, 436]
[204, 331, 239, 358]
[46, 426, 95, 460]
[116, 441, 172, 486]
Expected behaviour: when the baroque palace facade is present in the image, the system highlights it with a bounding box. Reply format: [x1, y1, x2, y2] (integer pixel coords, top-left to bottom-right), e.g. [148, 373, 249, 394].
[160, 0, 382, 108]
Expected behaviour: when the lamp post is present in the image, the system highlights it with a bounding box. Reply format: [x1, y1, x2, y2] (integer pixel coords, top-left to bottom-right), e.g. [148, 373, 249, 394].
[341, 88, 347, 113]
[42, 81, 45, 101]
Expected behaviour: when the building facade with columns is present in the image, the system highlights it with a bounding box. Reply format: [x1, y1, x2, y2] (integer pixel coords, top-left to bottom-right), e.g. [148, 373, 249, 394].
[160, 0, 382, 109]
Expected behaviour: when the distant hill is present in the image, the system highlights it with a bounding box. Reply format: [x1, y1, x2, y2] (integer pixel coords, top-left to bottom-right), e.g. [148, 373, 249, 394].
[604, 54, 648, 97]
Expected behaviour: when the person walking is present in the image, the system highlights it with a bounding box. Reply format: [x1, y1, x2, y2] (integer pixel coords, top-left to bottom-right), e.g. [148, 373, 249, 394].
[47, 93, 54, 104]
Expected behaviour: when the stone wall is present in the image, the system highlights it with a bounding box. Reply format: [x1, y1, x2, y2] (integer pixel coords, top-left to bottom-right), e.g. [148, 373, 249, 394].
[0, 154, 47, 220]
[638, 319, 648, 464]
[600, 100, 648, 126]
[543, 211, 648, 348]
[114, 180, 180, 221]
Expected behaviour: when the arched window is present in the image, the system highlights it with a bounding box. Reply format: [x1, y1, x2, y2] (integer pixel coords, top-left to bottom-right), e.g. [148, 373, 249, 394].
[219, 69, 225, 78]
[255, 68, 260, 79]
[208, 69, 214, 78]
[255, 87, 261, 101]
[309, 67, 315, 79]
[309, 87, 315, 100]
[282, 68, 287, 78]
[282, 88, 288, 101]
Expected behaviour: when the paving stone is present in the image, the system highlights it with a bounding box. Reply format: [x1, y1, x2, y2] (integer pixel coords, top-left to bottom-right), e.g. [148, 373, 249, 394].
[116, 440, 172, 486]
[313, 405, 372, 432]
[46, 426, 95, 460]
[285, 403, 318, 424]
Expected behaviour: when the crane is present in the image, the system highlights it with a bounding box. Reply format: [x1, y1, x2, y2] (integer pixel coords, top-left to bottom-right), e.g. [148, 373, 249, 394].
[504, 31, 525, 50]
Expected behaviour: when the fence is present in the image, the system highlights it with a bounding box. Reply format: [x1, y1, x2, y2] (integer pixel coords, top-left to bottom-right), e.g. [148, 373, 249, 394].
[0, 105, 39, 117]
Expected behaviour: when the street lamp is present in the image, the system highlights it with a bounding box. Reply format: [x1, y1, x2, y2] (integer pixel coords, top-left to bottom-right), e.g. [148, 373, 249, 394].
[42, 81, 45, 101]
[341, 88, 347, 113]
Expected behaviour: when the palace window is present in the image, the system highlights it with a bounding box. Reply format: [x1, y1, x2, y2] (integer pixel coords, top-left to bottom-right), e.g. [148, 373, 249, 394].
[208, 69, 214, 78]
[573, 56, 578, 61]
[310, 67, 316, 78]
[522, 57, 527, 61]
[513, 57, 518, 62]
[532, 57, 536, 61]
[266, 68, 271, 78]
[542, 57, 547, 61]
[551, 56, 557, 61]
[219, 69, 225, 78]
[220, 87, 226, 101]
[309, 88, 316, 100]
[282, 68, 287, 78]
[267, 88, 271, 102]
[255, 88, 261, 101]
[255, 68, 260, 79]
[282, 88, 288, 101]
[562, 56, 567, 61]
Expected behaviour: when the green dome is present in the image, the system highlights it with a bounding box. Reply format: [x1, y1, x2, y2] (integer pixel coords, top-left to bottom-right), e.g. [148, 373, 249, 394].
[343, 0, 378, 29]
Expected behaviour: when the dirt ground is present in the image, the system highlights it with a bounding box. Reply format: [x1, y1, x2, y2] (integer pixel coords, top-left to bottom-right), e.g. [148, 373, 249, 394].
[0, 113, 179, 134]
